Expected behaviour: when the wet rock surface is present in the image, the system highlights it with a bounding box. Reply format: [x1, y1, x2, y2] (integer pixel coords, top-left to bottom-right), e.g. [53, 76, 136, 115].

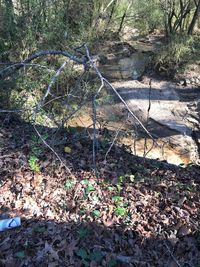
[96, 41, 152, 80]
[111, 78, 200, 165]
[93, 38, 200, 165]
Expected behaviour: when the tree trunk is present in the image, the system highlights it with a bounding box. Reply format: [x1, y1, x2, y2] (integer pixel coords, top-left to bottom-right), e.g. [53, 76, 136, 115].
[188, 0, 200, 34]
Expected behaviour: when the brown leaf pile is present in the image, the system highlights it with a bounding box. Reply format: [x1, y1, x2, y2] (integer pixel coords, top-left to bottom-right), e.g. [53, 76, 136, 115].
[0, 116, 199, 267]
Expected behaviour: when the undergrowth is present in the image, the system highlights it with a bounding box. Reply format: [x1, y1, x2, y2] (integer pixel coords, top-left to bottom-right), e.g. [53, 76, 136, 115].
[154, 33, 195, 77]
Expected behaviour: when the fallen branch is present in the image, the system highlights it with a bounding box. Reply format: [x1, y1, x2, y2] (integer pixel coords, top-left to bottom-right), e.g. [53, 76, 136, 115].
[0, 109, 23, 113]
[0, 50, 86, 79]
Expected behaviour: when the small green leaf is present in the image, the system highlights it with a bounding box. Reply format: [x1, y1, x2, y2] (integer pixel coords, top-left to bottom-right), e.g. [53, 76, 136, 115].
[81, 179, 89, 185]
[118, 175, 125, 184]
[108, 259, 117, 267]
[34, 226, 46, 233]
[28, 155, 40, 172]
[76, 248, 88, 259]
[85, 185, 95, 194]
[82, 259, 90, 267]
[89, 251, 103, 262]
[116, 184, 122, 193]
[15, 251, 25, 258]
[64, 179, 74, 190]
[114, 207, 127, 216]
[112, 196, 123, 203]
[108, 186, 114, 191]
[91, 210, 101, 218]
[78, 227, 89, 238]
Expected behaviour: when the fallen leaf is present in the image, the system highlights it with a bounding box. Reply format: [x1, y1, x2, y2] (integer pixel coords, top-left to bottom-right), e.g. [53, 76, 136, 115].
[64, 146, 72, 153]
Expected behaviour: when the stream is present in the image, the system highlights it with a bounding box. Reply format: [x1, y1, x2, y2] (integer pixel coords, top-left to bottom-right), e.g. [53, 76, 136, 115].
[94, 38, 200, 166]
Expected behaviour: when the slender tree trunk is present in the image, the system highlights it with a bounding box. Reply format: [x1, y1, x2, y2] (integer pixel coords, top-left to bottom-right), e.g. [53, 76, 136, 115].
[117, 3, 131, 34]
[188, 0, 200, 34]
[104, 0, 117, 35]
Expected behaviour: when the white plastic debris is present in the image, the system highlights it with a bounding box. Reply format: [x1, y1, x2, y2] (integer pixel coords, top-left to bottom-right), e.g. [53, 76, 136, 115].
[0, 217, 21, 231]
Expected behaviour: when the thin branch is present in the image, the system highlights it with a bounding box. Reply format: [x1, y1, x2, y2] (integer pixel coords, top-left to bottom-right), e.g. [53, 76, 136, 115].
[104, 124, 123, 161]
[0, 50, 86, 79]
[164, 241, 182, 267]
[33, 124, 75, 178]
[143, 79, 155, 159]
[0, 109, 23, 113]
[34, 60, 68, 115]
[0, 63, 55, 72]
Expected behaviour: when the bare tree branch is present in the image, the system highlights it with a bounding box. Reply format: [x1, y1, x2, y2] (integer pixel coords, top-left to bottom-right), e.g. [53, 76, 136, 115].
[34, 60, 68, 116]
[0, 50, 86, 79]
[0, 109, 23, 113]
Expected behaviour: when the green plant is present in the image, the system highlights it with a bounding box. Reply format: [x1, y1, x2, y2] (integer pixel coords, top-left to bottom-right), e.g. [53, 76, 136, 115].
[114, 207, 127, 216]
[28, 155, 40, 172]
[112, 195, 128, 217]
[116, 184, 123, 193]
[108, 258, 117, 267]
[76, 248, 103, 267]
[15, 251, 25, 259]
[28, 134, 48, 172]
[78, 227, 90, 239]
[154, 33, 194, 76]
[81, 179, 89, 185]
[91, 209, 101, 218]
[85, 185, 96, 195]
[112, 196, 123, 204]
[118, 175, 125, 184]
[108, 186, 115, 192]
[64, 179, 74, 190]
[83, 183, 96, 199]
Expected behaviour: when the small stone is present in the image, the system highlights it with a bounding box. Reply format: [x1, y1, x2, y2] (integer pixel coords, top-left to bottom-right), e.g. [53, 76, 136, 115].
[185, 79, 190, 85]
[179, 80, 185, 86]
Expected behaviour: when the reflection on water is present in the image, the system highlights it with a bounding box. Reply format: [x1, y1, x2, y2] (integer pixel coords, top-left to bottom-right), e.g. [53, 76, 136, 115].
[120, 136, 191, 166]
[69, 113, 191, 166]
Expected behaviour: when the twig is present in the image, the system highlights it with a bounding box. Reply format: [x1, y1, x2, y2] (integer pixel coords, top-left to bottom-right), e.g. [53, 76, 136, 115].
[84, 45, 105, 175]
[0, 109, 23, 113]
[164, 241, 182, 267]
[0, 63, 55, 72]
[34, 60, 68, 116]
[143, 79, 155, 158]
[30, 59, 76, 177]
[104, 124, 122, 161]
[33, 124, 75, 178]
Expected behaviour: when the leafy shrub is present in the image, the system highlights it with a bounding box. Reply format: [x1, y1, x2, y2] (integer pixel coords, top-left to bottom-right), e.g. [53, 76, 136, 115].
[154, 34, 194, 77]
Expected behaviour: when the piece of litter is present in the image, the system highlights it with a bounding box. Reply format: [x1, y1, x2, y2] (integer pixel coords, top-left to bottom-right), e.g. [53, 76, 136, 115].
[0, 217, 21, 232]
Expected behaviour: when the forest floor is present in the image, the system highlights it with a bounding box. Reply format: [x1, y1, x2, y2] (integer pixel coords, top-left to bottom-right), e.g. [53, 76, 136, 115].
[0, 115, 200, 267]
